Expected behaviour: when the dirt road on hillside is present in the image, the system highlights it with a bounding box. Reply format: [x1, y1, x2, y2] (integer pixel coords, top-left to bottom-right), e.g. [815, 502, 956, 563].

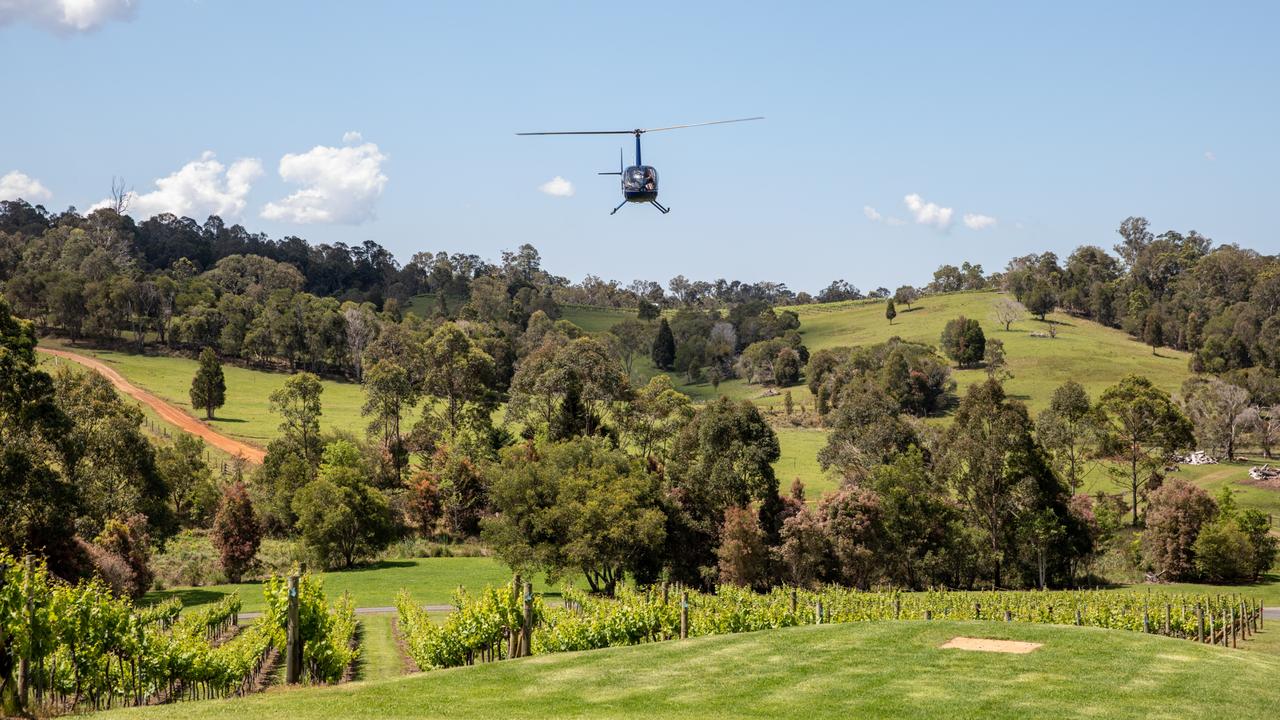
[38, 347, 267, 464]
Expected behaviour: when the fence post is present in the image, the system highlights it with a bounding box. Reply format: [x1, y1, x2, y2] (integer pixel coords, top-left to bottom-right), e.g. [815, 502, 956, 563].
[521, 582, 533, 657]
[1197, 605, 1204, 643]
[924, 609, 932, 621]
[974, 601, 981, 620]
[1074, 609, 1082, 626]
[815, 599, 824, 625]
[662, 581, 669, 606]
[789, 588, 797, 615]
[1164, 604, 1171, 636]
[285, 574, 301, 684]
[894, 597, 901, 620]
[508, 575, 522, 658]
[680, 592, 689, 640]
[1230, 606, 1237, 648]
[1003, 609, 1011, 623]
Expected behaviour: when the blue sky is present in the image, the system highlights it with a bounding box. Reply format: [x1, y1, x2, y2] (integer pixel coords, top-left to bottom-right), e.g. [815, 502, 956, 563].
[1, 1, 1276, 293]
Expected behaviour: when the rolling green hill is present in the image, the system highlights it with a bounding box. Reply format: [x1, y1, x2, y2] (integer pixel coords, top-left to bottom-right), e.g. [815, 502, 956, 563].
[99, 621, 1280, 720]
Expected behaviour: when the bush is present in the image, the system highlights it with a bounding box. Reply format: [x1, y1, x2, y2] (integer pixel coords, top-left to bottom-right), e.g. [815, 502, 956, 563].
[940, 316, 985, 368]
[213, 481, 263, 583]
[152, 530, 225, 587]
[1141, 479, 1217, 580]
[1192, 521, 1252, 582]
[94, 514, 154, 598]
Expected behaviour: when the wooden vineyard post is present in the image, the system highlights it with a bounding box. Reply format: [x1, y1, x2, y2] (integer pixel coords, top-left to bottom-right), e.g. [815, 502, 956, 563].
[1164, 604, 1171, 636]
[1075, 609, 1082, 627]
[1197, 605, 1205, 643]
[680, 592, 689, 640]
[789, 589, 797, 615]
[508, 574, 521, 658]
[1003, 610, 1011, 623]
[815, 599, 824, 625]
[521, 582, 533, 657]
[662, 581, 669, 606]
[924, 609, 932, 621]
[894, 597, 901, 620]
[19, 555, 33, 706]
[974, 601, 981, 620]
[286, 574, 301, 684]
[1230, 606, 1237, 648]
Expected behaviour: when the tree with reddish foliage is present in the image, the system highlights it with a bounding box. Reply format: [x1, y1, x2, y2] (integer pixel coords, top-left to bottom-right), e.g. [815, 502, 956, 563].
[716, 505, 772, 591]
[818, 485, 883, 589]
[1141, 478, 1216, 581]
[778, 505, 830, 588]
[407, 470, 442, 537]
[213, 481, 262, 583]
[93, 514, 154, 598]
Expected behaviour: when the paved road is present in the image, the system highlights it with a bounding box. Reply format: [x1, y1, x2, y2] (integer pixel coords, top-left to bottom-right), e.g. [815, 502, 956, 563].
[38, 346, 267, 464]
[239, 605, 450, 620]
[1264, 607, 1279, 621]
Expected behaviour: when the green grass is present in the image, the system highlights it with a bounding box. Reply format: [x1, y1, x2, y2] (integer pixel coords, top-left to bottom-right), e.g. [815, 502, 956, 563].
[560, 304, 639, 334]
[772, 426, 834, 498]
[144, 557, 558, 613]
[355, 614, 405, 682]
[1081, 455, 1280, 519]
[39, 338, 372, 447]
[101, 620, 1280, 720]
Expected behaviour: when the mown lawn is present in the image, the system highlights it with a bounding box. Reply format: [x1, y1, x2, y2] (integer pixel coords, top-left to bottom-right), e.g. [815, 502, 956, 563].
[100, 620, 1280, 720]
[144, 557, 559, 613]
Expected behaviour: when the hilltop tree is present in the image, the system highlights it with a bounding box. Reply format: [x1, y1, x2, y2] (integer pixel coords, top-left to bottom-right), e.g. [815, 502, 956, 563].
[1097, 375, 1194, 526]
[651, 317, 676, 370]
[1024, 283, 1056, 321]
[992, 297, 1025, 331]
[940, 316, 986, 368]
[213, 481, 262, 583]
[885, 298, 897, 325]
[189, 347, 226, 419]
[893, 285, 919, 310]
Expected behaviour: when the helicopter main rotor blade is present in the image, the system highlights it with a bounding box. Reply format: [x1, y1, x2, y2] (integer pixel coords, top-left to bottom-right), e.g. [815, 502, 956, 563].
[515, 130, 637, 135]
[642, 117, 764, 133]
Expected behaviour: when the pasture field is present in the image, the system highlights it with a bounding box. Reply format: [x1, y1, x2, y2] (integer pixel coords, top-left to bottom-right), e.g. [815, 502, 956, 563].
[38, 338, 370, 447]
[98, 620, 1280, 720]
[143, 557, 558, 613]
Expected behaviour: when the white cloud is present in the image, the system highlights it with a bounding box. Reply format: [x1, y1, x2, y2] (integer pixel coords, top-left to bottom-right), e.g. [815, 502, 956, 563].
[885, 217, 906, 226]
[538, 176, 574, 197]
[863, 205, 881, 221]
[963, 213, 997, 230]
[342, 130, 363, 144]
[0, 0, 136, 34]
[261, 137, 388, 224]
[1204, 150, 1216, 161]
[91, 151, 263, 219]
[903, 193, 953, 230]
[0, 170, 52, 202]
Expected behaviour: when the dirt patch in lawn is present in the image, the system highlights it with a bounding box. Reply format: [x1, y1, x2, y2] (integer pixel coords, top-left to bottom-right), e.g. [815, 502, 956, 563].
[939, 637, 1043, 654]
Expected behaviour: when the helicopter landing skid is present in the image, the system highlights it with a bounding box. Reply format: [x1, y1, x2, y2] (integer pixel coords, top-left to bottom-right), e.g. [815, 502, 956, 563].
[610, 199, 627, 215]
[650, 200, 670, 214]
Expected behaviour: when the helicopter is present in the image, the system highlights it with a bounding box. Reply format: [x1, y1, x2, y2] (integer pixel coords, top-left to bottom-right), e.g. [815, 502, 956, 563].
[517, 117, 763, 215]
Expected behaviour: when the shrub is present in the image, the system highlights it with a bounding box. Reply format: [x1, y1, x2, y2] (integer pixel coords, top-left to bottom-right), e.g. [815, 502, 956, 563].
[213, 481, 263, 583]
[94, 514, 154, 598]
[1192, 521, 1252, 582]
[716, 506, 772, 591]
[1141, 478, 1217, 580]
[940, 316, 985, 368]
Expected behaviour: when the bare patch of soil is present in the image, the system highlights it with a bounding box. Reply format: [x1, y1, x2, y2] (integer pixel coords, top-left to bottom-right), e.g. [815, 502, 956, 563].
[939, 637, 1043, 654]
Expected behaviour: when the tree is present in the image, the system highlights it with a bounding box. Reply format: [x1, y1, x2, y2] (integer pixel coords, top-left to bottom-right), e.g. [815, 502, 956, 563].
[292, 441, 395, 568]
[419, 322, 497, 443]
[772, 347, 802, 386]
[609, 318, 652, 378]
[155, 434, 218, 527]
[992, 297, 1025, 331]
[940, 316, 985, 368]
[1142, 312, 1163, 354]
[716, 506, 772, 591]
[1182, 377, 1251, 459]
[983, 338, 1010, 381]
[893, 285, 919, 310]
[268, 372, 324, 470]
[212, 481, 262, 583]
[1250, 405, 1280, 459]
[482, 438, 666, 595]
[884, 298, 897, 325]
[1024, 283, 1056, 321]
[362, 359, 418, 485]
[818, 485, 883, 589]
[778, 506, 830, 588]
[1036, 381, 1101, 492]
[1097, 375, 1195, 526]
[616, 374, 694, 460]
[94, 514, 154, 598]
[650, 317, 676, 370]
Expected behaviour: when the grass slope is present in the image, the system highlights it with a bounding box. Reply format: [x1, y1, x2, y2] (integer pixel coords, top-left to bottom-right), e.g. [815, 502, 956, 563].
[144, 557, 556, 613]
[39, 338, 370, 447]
[101, 621, 1280, 720]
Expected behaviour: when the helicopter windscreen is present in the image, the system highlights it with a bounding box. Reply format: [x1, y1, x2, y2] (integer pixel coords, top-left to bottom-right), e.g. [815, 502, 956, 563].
[623, 166, 658, 193]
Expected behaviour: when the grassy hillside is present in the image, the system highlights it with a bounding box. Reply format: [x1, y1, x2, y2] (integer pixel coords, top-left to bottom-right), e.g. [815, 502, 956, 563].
[100, 621, 1280, 720]
[39, 338, 370, 447]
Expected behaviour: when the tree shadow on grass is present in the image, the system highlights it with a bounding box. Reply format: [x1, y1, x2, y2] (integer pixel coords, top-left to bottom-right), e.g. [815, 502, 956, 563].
[145, 587, 235, 607]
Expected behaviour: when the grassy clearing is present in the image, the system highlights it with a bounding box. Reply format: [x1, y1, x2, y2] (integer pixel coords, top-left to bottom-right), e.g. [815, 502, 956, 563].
[38, 338, 371, 447]
[1081, 455, 1280, 519]
[355, 614, 404, 682]
[144, 557, 558, 612]
[772, 426, 834, 499]
[100, 620, 1280, 720]
[559, 304, 638, 334]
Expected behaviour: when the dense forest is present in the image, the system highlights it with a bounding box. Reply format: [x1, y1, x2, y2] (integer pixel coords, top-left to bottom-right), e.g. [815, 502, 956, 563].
[1, 198, 1277, 602]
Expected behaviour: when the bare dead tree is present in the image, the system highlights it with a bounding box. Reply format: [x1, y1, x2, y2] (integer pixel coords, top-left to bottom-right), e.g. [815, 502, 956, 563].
[110, 176, 132, 215]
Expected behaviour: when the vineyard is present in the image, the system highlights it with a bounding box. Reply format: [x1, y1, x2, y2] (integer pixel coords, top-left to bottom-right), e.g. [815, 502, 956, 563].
[397, 583, 1267, 671]
[0, 554, 355, 716]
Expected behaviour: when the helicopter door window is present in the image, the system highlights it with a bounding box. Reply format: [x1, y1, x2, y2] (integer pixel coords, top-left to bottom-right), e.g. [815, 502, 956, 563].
[624, 169, 646, 192]
[642, 168, 656, 191]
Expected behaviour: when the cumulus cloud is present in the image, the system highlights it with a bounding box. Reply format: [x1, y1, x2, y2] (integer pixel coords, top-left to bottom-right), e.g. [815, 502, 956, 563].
[863, 205, 881, 221]
[342, 130, 363, 144]
[261, 137, 388, 224]
[0, 170, 52, 202]
[538, 176, 574, 197]
[963, 213, 997, 230]
[903, 193, 953, 230]
[91, 151, 263, 219]
[0, 0, 137, 34]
